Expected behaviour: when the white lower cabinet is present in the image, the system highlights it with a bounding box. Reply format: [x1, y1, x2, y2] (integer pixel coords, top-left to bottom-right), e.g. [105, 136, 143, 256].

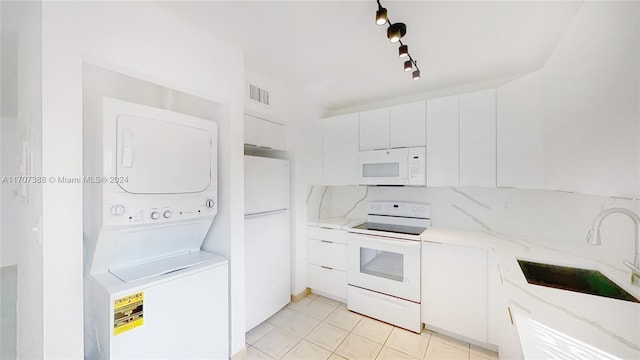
[309, 265, 347, 300]
[421, 241, 489, 343]
[307, 226, 348, 301]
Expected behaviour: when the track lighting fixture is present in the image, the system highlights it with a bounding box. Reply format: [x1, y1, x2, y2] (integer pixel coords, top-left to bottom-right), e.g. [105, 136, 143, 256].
[376, 5, 388, 25]
[404, 60, 412, 72]
[387, 23, 406, 43]
[398, 44, 408, 58]
[374, 0, 421, 80]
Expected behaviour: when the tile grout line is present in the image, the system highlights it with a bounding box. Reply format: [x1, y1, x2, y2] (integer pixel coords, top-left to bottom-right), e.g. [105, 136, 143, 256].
[278, 296, 330, 360]
[328, 309, 364, 360]
[277, 295, 344, 360]
[250, 294, 491, 360]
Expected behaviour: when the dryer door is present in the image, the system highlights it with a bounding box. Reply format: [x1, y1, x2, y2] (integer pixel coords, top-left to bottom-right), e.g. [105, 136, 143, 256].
[116, 114, 212, 194]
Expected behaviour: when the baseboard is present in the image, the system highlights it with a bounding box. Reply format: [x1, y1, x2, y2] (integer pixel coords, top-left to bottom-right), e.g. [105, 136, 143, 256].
[290, 287, 311, 303]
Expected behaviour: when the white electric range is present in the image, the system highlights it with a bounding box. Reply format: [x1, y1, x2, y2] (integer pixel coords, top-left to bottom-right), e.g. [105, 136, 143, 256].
[346, 202, 430, 333]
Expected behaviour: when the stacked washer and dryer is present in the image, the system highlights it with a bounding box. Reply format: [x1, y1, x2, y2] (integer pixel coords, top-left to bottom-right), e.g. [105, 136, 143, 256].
[83, 97, 228, 359]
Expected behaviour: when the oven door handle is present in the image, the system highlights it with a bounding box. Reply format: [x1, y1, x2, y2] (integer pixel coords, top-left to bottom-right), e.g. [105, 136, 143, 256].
[349, 234, 421, 248]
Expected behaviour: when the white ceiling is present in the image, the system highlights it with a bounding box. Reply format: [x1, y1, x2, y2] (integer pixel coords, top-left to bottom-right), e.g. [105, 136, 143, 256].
[166, 1, 583, 113]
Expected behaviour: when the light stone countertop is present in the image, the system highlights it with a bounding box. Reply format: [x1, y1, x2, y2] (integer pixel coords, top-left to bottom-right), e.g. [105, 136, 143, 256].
[422, 227, 640, 360]
[307, 217, 366, 230]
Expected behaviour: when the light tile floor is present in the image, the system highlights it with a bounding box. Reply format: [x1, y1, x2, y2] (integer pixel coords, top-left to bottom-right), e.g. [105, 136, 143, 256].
[242, 293, 499, 360]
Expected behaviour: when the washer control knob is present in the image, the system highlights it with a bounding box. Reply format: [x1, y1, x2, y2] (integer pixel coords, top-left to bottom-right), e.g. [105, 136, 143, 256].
[163, 210, 173, 219]
[110, 204, 125, 217]
[150, 211, 160, 220]
[205, 199, 215, 209]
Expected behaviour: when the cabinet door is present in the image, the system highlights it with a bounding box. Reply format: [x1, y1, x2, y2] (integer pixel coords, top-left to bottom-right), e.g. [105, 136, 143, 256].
[422, 242, 488, 343]
[258, 119, 287, 150]
[309, 264, 347, 300]
[390, 101, 426, 149]
[244, 114, 260, 146]
[359, 108, 390, 150]
[307, 226, 348, 244]
[496, 86, 545, 189]
[426, 95, 459, 186]
[459, 89, 496, 187]
[299, 119, 324, 185]
[308, 239, 347, 271]
[323, 113, 359, 185]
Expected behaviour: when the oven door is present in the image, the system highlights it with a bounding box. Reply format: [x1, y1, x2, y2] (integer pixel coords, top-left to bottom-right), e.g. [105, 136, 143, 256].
[347, 233, 421, 302]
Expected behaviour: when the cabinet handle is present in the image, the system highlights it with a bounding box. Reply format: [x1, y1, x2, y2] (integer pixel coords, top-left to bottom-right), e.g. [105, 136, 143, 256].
[321, 266, 333, 270]
[507, 306, 514, 325]
[320, 240, 334, 244]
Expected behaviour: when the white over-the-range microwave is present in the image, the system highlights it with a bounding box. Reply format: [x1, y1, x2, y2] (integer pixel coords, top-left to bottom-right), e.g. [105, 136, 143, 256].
[358, 146, 426, 186]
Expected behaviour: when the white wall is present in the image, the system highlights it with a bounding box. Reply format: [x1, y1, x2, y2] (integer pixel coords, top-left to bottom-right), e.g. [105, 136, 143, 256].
[497, 2, 640, 198]
[1, 1, 43, 358]
[40, 2, 244, 357]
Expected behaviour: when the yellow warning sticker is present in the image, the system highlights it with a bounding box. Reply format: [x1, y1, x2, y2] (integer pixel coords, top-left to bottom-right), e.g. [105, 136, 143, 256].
[113, 292, 144, 335]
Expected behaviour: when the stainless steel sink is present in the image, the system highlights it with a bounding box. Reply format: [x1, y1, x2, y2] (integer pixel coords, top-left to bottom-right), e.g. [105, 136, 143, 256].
[517, 260, 640, 303]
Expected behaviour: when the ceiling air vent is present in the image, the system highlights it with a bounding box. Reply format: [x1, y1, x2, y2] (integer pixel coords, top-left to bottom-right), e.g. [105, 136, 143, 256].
[249, 84, 270, 106]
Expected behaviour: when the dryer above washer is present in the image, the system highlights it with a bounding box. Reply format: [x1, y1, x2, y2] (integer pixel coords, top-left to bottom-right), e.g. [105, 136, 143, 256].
[98, 97, 218, 229]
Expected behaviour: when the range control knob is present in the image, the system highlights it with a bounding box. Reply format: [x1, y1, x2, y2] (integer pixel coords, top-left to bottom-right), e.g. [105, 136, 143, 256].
[205, 199, 215, 209]
[150, 211, 160, 220]
[163, 210, 173, 219]
[110, 204, 125, 217]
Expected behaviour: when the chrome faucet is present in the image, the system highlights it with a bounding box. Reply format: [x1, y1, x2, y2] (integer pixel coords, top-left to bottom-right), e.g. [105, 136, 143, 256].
[586, 208, 640, 286]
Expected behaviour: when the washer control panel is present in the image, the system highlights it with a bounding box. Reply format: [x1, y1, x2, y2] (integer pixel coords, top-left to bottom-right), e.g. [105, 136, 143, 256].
[104, 194, 217, 227]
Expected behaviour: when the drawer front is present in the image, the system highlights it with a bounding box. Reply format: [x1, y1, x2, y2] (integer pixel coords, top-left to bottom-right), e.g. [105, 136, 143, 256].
[308, 264, 347, 300]
[347, 285, 421, 333]
[307, 226, 347, 244]
[309, 239, 347, 271]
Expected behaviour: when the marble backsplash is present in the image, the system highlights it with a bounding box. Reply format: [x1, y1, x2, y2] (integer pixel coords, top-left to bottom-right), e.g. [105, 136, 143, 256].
[306, 185, 640, 272]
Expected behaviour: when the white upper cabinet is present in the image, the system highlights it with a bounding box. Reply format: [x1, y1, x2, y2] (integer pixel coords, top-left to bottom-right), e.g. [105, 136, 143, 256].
[426, 90, 497, 187]
[359, 101, 427, 151]
[323, 113, 359, 185]
[459, 89, 496, 187]
[244, 114, 286, 151]
[359, 108, 389, 151]
[426, 95, 459, 186]
[390, 101, 427, 149]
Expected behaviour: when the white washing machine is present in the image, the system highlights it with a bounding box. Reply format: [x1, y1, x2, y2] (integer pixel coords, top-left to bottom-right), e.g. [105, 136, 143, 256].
[83, 97, 227, 359]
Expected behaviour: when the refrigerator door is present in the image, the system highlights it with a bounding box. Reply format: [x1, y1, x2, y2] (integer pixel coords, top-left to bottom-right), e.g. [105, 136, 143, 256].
[245, 210, 291, 330]
[244, 156, 290, 214]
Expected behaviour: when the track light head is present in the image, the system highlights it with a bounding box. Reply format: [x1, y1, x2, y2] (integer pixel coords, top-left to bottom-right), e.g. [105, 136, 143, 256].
[412, 69, 421, 80]
[404, 60, 413, 72]
[376, 6, 388, 25]
[398, 44, 409, 58]
[387, 23, 406, 43]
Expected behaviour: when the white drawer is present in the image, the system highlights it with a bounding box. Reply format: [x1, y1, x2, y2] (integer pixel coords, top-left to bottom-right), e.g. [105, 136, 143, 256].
[307, 226, 347, 244]
[309, 239, 347, 271]
[347, 285, 421, 333]
[309, 264, 347, 300]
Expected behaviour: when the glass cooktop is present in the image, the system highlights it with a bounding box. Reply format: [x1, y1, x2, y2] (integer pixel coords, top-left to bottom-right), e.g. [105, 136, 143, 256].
[351, 222, 426, 236]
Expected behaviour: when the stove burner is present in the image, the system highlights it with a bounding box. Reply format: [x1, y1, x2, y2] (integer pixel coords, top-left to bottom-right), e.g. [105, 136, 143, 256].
[352, 222, 426, 236]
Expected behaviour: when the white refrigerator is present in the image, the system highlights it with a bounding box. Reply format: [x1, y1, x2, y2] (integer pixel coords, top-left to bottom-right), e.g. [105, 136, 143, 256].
[244, 155, 290, 331]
